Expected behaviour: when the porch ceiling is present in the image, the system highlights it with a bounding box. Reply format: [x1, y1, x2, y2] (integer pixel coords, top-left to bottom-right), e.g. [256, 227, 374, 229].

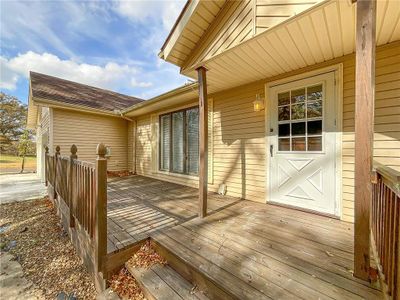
[182, 0, 400, 94]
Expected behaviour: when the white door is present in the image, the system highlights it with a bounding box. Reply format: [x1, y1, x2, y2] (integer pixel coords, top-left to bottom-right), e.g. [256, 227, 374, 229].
[268, 72, 338, 215]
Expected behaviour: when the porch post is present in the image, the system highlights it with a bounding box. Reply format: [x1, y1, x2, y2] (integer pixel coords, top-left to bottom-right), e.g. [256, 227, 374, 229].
[197, 66, 208, 218]
[95, 143, 107, 274]
[354, 0, 376, 281]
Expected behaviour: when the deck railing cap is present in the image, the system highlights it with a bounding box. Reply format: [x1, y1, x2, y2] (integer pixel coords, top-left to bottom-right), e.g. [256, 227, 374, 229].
[373, 161, 400, 184]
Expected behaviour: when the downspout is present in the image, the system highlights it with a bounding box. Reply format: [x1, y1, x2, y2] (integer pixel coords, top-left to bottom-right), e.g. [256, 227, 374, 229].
[116, 110, 136, 174]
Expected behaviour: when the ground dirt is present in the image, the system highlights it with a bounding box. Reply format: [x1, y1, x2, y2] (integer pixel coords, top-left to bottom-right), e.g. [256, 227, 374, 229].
[0, 197, 97, 299]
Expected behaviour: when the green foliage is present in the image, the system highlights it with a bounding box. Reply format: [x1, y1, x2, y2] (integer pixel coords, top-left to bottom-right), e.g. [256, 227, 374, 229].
[16, 130, 36, 172]
[0, 92, 28, 152]
[18, 130, 35, 156]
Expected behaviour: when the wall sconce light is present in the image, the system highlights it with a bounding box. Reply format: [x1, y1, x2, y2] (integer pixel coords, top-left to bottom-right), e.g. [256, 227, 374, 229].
[253, 94, 265, 112]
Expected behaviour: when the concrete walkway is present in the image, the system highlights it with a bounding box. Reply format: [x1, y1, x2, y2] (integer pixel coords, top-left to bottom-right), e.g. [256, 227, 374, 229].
[0, 174, 47, 204]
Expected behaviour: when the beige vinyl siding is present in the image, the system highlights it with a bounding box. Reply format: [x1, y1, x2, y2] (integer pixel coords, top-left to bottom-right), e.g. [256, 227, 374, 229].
[210, 83, 266, 202]
[52, 109, 128, 171]
[164, 1, 226, 65]
[255, 0, 319, 35]
[341, 43, 400, 222]
[184, 0, 255, 70]
[127, 121, 135, 172]
[183, 0, 323, 71]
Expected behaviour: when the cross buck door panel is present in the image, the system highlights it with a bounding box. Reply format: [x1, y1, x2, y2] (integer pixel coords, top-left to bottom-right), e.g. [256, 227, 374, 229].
[268, 72, 337, 215]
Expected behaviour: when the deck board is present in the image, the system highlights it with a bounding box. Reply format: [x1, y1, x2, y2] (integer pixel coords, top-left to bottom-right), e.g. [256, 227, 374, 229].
[106, 175, 382, 299]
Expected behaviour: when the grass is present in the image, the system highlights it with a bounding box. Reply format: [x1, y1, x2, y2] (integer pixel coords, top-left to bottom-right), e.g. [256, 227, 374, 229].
[0, 154, 36, 174]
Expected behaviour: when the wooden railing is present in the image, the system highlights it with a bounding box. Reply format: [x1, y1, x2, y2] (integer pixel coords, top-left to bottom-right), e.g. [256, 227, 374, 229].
[44, 144, 107, 289]
[371, 162, 400, 299]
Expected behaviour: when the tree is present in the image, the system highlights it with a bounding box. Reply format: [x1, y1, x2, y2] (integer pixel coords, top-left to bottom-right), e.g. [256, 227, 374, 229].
[18, 130, 35, 173]
[0, 92, 27, 152]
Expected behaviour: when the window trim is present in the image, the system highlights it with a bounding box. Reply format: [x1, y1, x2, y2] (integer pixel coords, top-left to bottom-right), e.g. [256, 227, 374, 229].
[158, 105, 199, 176]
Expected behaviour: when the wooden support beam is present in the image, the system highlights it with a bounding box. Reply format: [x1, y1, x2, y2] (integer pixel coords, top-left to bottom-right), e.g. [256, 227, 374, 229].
[197, 66, 208, 218]
[95, 143, 107, 274]
[354, 0, 376, 281]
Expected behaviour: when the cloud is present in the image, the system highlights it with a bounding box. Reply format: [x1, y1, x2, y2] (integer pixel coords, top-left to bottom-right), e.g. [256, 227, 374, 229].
[131, 78, 153, 88]
[112, 0, 186, 30]
[0, 51, 152, 92]
[0, 57, 19, 90]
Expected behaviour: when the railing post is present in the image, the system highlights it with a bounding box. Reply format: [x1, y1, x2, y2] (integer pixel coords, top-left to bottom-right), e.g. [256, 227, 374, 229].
[95, 143, 107, 274]
[54, 146, 60, 199]
[69, 145, 78, 228]
[44, 146, 49, 186]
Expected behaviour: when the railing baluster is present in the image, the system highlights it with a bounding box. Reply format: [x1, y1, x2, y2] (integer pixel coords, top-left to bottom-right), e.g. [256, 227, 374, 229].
[371, 163, 400, 298]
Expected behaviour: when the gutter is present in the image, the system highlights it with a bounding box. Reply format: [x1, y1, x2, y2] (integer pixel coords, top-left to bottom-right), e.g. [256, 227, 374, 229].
[121, 81, 198, 115]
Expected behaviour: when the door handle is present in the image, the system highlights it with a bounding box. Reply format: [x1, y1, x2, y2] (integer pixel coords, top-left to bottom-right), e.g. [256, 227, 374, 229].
[270, 145, 274, 157]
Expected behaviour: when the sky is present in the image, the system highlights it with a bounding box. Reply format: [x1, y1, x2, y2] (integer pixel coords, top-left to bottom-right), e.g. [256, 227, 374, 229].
[0, 0, 190, 104]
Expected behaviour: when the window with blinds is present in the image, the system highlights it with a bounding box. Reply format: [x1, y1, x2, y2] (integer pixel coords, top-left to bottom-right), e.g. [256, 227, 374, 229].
[159, 107, 199, 175]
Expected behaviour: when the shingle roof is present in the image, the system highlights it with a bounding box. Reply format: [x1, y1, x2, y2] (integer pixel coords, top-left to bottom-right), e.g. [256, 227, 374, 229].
[30, 71, 144, 112]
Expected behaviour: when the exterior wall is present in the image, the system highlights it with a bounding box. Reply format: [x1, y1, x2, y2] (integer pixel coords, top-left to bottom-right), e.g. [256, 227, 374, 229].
[185, 0, 254, 69]
[52, 108, 129, 171]
[127, 121, 135, 173]
[184, 0, 322, 70]
[136, 42, 400, 223]
[341, 43, 400, 221]
[210, 83, 266, 202]
[36, 107, 51, 181]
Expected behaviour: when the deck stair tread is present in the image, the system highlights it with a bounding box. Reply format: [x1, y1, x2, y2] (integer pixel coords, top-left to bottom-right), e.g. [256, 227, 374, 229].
[151, 223, 382, 300]
[126, 262, 209, 300]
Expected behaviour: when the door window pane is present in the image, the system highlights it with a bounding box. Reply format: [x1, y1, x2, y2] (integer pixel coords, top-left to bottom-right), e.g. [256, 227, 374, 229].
[172, 111, 184, 173]
[292, 122, 305, 136]
[160, 115, 170, 170]
[291, 103, 305, 120]
[279, 138, 290, 151]
[278, 92, 290, 106]
[186, 108, 199, 175]
[307, 85, 322, 101]
[291, 88, 305, 103]
[278, 106, 290, 121]
[292, 138, 306, 151]
[308, 137, 322, 151]
[307, 120, 322, 135]
[278, 123, 290, 137]
[307, 101, 322, 118]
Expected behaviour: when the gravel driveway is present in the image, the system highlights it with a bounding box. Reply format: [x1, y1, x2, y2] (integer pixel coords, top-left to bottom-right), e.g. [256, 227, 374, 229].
[0, 174, 47, 204]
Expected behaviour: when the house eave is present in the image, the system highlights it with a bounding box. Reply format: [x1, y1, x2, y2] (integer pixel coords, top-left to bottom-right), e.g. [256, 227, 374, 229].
[32, 96, 122, 118]
[123, 82, 199, 117]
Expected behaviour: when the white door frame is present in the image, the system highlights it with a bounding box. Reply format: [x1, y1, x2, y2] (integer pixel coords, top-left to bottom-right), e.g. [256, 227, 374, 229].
[265, 64, 343, 218]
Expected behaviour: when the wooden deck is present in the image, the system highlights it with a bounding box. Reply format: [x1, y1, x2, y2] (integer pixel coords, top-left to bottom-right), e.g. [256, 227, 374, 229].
[106, 176, 382, 299]
[106, 176, 240, 253]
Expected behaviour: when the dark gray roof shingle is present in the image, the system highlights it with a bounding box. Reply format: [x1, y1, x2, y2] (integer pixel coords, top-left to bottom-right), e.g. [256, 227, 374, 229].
[30, 71, 143, 112]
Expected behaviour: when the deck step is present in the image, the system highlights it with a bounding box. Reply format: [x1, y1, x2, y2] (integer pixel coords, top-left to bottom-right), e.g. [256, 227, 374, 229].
[151, 234, 241, 300]
[126, 262, 209, 300]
